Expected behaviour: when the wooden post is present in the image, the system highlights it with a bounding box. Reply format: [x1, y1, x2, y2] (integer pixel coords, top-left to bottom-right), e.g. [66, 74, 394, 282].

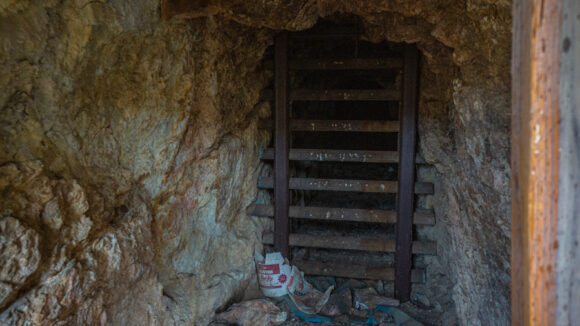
[555, 0, 580, 324]
[395, 44, 419, 302]
[274, 32, 290, 258]
[510, 0, 580, 324]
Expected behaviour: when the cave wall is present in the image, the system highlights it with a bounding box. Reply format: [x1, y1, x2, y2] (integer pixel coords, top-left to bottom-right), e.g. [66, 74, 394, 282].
[1, 0, 512, 325]
[166, 1, 512, 325]
[0, 1, 271, 324]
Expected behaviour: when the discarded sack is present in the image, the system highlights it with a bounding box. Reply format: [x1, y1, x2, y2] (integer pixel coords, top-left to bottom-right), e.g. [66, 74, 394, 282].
[288, 276, 334, 315]
[254, 251, 334, 314]
[254, 251, 293, 297]
[353, 287, 400, 310]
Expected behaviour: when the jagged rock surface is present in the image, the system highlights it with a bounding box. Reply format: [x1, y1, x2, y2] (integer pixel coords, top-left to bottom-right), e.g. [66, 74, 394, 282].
[1, 0, 511, 325]
[176, 1, 511, 324]
[1, 1, 271, 325]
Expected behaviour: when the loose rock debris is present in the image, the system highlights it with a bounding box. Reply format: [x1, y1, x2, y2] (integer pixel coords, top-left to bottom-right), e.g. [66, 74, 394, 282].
[211, 252, 426, 326]
[213, 299, 288, 326]
[211, 289, 426, 326]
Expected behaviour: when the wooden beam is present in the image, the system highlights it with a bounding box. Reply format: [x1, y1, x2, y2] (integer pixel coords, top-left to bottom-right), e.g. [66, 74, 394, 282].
[555, 0, 580, 324]
[289, 58, 403, 70]
[512, 0, 580, 324]
[292, 260, 425, 283]
[511, 1, 530, 323]
[261, 148, 399, 163]
[260, 148, 427, 164]
[262, 233, 437, 255]
[291, 120, 399, 132]
[258, 177, 434, 194]
[248, 204, 436, 225]
[261, 89, 400, 101]
[258, 120, 399, 133]
[263, 58, 403, 70]
[395, 44, 419, 302]
[274, 32, 290, 258]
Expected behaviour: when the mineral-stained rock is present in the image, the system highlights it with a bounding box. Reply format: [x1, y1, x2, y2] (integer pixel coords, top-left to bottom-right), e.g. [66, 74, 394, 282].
[41, 197, 63, 230]
[0, 217, 41, 309]
[1, 0, 511, 325]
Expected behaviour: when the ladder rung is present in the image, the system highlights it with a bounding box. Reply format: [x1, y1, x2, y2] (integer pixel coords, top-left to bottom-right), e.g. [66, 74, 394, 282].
[259, 120, 399, 132]
[292, 260, 425, 283]
[294, 120, 398, 132]
[258, 177, 434, 194]
[262, 233, 437, 255]
[289, 58, 403, 70]
[260, 148, 427, 164]
[264, 58, 404, 70]
[261, 148, 399, 163]
[261, 89, 400, 101]
[248, 204, 435, 225]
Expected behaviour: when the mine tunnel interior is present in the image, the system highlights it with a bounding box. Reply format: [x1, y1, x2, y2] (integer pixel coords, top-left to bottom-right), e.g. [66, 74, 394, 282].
[0, 1, 519, 324]
[256, 17, 436, 300]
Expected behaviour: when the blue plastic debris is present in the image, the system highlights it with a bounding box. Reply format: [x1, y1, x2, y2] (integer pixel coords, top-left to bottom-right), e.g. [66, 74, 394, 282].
[288, 302, 332, 323]
[350, 305, 423, 326]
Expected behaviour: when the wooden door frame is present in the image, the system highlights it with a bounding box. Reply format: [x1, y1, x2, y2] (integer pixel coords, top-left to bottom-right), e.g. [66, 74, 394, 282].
[512, 0, 579, 324]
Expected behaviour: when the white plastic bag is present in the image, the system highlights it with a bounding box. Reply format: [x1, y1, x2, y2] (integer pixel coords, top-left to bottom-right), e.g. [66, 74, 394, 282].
[254, 251, 293, 297]
[254, 251, 334, 314]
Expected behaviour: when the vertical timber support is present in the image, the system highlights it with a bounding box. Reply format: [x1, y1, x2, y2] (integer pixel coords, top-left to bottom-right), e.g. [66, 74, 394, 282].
[512, 0, 561, 325]
[274, 32, 290, 258]
[555, 0, 580, 324]
[395, 44, 419, 302]
[512, 0, 580, 324]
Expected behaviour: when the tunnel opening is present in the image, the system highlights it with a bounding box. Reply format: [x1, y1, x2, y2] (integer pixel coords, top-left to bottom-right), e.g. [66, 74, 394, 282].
[251, 17, 447, 324]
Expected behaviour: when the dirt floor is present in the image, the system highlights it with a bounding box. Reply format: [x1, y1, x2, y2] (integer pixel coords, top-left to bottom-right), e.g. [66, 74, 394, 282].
[211, 276, 449, 326]
[278, 301, 441, 326]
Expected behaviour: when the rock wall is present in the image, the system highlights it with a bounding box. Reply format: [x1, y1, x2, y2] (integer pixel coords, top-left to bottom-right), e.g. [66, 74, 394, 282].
[165, 0, 512, 325]
[0, 1, 271, 324]
[1, 0, 512, 325]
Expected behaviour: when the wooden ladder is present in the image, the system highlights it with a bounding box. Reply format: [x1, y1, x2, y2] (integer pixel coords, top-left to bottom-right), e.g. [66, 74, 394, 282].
[252, 31, 434, 302]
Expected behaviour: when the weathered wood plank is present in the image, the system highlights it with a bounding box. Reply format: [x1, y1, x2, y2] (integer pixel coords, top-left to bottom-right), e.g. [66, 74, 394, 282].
[292, 260, 425, 283]
[261, 148, 399, 163]
[258, 120, 399, 133]
[264, 58, 403, 70]
[261, 89, 400, 101]
[292, 89, 400, 101]
[395, 43, 420, 302]
[555, 0, 580, 324]
[248, 204, 435, 225]
[413, 210, 436, 225]
[258, 177, 434, 194]
[262, 233, 437, 255]
[288, 58, 403, 70]
[291, 120, 399, 132]
[512, 0, 564, 324]
[274, 32, 290, 257]
[260, 148, 427, 164]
